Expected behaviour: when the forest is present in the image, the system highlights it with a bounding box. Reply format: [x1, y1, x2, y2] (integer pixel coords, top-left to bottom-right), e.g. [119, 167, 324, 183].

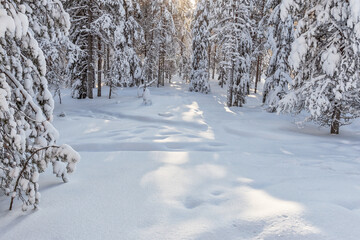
[1, 0, 360, 239]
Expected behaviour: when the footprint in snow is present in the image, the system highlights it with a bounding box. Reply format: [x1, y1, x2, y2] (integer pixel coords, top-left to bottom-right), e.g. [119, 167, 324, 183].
[158, 112, 174, 118]
[280, 148, 294, 155]
[183, 197, 204, 209]
[132, 129, 146, 134]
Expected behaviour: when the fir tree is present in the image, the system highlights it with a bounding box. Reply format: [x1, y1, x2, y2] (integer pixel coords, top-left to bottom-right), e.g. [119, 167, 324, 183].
[217, 0, 253, 107]
[172, 0, 193, 82]
[0, 1, 80, 211]
[141, 0, 176, 87]
[262, 0, 294, 112]
[189, 0, 211, 94]
[278, 0, 360, 134]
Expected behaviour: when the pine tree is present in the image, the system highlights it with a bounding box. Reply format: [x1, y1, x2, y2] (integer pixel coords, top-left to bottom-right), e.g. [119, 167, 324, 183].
[64, 0, 91, 99]
[189, 0, 211, 94]
[172, 0, 193, 82]
[111, 0, 144, 89]
[278, 0, 360, 134]
[141, 0, 176, 87]
[217, 0, 253, 107]
[65, 0, 105, 99]
[251, 0, 266, 94]
[210, 0, 227, 88]
[0, 1, 80, 211]
[27, 1, 76, 104]
[262, 0, 294, 112]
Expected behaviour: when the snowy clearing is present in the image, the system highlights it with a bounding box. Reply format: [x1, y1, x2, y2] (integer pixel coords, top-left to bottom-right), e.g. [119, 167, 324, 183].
[1, 79, 360, 240]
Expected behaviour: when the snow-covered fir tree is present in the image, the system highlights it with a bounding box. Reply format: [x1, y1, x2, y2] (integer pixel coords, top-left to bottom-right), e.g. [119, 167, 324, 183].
[189, 0, 211, 94]
[141, 0, 176, 87]
[278, 0, 360, 134]
[250, 0, 267, 94]
[27, 1, 77, 104]
[3, 1, 75, 104]
[172, 0, 193, 82]
[209, 0, 227, 88]
[107, 0, 144, 98]
[217, 0, 253, 107]
[0, 1, 80, 211]
[64, 0, 93, 99]
[262, 0, 294, 112]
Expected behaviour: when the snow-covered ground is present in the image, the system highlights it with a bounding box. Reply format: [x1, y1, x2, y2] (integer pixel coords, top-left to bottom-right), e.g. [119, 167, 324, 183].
[1, 78, 360, 240]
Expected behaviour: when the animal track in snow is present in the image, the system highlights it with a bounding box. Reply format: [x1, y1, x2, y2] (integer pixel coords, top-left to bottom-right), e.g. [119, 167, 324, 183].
[158, 112, 174, 118]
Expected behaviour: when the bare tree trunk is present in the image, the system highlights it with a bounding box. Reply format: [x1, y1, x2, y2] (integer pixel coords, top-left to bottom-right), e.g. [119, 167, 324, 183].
[157, 53, 161, 87]
[227, 61, 235, 107]
[212, 45, 217, 80]
[208, 44, 211, 76]
[58, 89, 62, 105]
[255, 55, 262, 94]
[103, 45, 107, 79]
[158, 4, 164, 87]
[87, 2, 94, 99]
[331, 106, 340, 134]
[107, 44, 112, 99]
[179, 36, 184, 78]
[97, 39, 102, 97]
[161, 54, 165, 86]
[107, 44, 110, 77]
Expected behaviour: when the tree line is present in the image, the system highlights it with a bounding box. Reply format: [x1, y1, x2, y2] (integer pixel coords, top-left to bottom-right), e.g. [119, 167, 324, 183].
[190, 0, 360, 135]
[0, 0, 360, 211]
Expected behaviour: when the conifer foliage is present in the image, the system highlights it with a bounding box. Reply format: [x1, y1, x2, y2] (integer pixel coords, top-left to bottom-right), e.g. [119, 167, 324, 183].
[219, 0, 253, 107]
[278, 0, 360, 134]
[189, 0, 211, 94]
[0, 1, 80, 211]
[262, 0, 294, 112]
[141, 0, 176, 87]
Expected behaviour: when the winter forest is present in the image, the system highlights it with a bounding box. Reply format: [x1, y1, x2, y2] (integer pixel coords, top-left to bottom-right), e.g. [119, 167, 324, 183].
[1, 0, 360, 239]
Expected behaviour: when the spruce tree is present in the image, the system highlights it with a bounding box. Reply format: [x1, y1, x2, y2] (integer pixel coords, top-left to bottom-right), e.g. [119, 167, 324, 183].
[217, 0, 253, 107]
[189, 0, 211, 94]
[278, 0, 360, 134]
[27, 1, 76, 104]
[141, 0, 176, 87]
[262, 0, 294, 112]
[172, 0, 193, 82]
[0, 1, 80, 211]
[109, 0, 144, 90]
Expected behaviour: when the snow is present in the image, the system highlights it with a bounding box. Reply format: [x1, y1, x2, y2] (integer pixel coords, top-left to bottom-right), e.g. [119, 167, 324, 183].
[290, 36, 307, 71]
[280, 0, 295, 22]
[142, 88, 152, 106]
[350, 0, 360, 21]
[1, 78, 360, 239]
[0, 9, 15, 38]
[321, 45, 340, 77]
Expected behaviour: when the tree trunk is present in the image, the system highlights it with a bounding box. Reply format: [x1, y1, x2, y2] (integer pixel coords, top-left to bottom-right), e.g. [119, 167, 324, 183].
[179, 36, 184, 78]
[58, 89, 62, 105]
[227, 61, 235, 107]
[162, 55, 165, 86]
[109, 85, 112, 99]
[208, 44, 211, 76]
[107, 44, 110, 79]
[255, 55, 262, 94]
[87, 2, 94, 99]
[157, 53, 161, 87]
[212, 45, 217, 80]
[97, 39, 102, 97]
[331, 107, 340, 134]
[220, 73, 224, 88]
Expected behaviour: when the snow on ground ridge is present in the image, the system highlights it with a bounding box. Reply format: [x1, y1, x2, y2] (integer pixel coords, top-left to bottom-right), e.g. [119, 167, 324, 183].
[1, 78, 360, 240]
